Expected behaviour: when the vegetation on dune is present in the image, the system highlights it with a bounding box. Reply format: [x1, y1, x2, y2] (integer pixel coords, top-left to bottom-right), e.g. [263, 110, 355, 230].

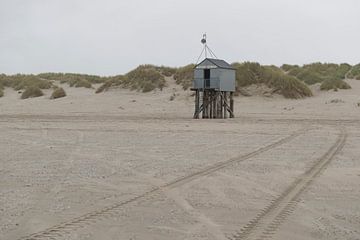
[0, 74, 52, 90]
[21, 86, 44, 99]
[232, 62, 312, 98]
[1, 61, 357, 99]
[347, 64, 360, 79]
[96, 65, 170, 93]
[0, 74, 52, 98]
[280, 64, 300, 72]
[173, 64, 195, 90]
[50, 87, 66, 99]
[286, 63, 351, 85]
[266, 68, 313, 98]
[74, 79, 92, 88]
[95, 75, 125, 93]
[123, 65, 166, 92]
[38, 72, 118, 89]
[320, 79, 351, 91]
[38, 73, 107, 86]
[155, 66, 177, 77]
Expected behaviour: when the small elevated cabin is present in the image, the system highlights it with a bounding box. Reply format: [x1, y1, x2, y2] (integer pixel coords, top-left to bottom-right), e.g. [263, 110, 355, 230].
[193, 58, 236, 92]
[191, 58, 236, 119]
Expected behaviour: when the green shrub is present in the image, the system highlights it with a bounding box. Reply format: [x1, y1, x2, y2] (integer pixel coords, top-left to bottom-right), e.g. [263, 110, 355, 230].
[288, 63, 351, 84]
[296, 70, 324, 85]
[21, 86, 44, 99]
[281, 64, 299, 72]
[174, 64, 195, 90]
[287, 67, 302, 77]
[231, 62, 312, 99]
[232, 62, 263, 87]
[123, 65, 166, 92]
[320, 79, 351, 91]
[4, 74, 53, 90]
[0, 88, 3, 98]
[50, 87, 66, 99]
[75, 79, 92, 88]
[268, 72, 312, 98]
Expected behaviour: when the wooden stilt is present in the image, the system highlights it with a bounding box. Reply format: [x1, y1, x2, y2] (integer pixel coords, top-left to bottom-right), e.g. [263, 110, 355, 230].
[223, 92, 227, 118]
[230, 92, 234, 118]
[202, 91, 207, 118]
[216, 92, 221, 118]
[192, 88, 235, 119]
[194, 90, 199, 119]
[212, 92, 216, 119]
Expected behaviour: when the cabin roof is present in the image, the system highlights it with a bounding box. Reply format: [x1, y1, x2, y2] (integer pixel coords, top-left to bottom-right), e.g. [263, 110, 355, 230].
[195, 58, 235, 70]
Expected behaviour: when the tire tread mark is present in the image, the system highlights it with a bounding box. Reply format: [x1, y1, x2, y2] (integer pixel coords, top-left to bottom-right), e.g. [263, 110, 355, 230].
[17, 128, 309, 240]
[230, 127, 347, 240]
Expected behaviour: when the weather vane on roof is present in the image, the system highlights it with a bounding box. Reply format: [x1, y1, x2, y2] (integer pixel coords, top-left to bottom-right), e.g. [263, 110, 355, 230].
[196, 33, 218, 63]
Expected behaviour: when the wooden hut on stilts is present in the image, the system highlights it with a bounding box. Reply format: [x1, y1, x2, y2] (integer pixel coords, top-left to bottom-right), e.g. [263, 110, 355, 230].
[191, 34, 235, 119]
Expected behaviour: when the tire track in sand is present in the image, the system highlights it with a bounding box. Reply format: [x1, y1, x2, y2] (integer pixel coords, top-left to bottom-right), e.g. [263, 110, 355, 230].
[229, 127, 347, 240]
[16, 127, 309, 240]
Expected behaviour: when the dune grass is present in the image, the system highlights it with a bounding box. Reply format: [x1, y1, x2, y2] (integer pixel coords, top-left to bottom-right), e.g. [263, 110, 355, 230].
[21, 86, 44, 99]
[0, 74, 52, 98]
[38, 73, 107, 85]
[96, 65, 169, 93]
[37, 73, 113, 89]
[281, 64, 300, 72]
[347, 64, 360, 79]
[320, 79, 351, 91]
[232, 62, 312, 98]
[1, 61, 356, 99]
[173, 64, 195, 90]
[50, 87, 66, 99]
[95, 75, 125, 93]
[155, 66, 177, 77]
[123, 65, 166, 92]
[286, 63, 352, 85]
[73, 79, 92, 88]
[0, 74, 52, 90]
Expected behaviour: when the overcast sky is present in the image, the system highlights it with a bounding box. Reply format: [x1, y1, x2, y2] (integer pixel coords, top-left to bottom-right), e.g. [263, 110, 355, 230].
[1, 0, 359, 75]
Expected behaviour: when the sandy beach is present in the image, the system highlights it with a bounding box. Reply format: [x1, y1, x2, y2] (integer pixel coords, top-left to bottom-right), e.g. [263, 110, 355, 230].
[1, 79, 360, 240]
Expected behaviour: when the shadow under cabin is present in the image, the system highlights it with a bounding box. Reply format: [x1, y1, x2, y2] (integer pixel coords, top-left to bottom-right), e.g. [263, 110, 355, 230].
[191, 58, 236, 119]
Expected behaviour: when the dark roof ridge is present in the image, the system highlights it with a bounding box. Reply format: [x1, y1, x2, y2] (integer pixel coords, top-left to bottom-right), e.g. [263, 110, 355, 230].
[196, 58, 235, 70]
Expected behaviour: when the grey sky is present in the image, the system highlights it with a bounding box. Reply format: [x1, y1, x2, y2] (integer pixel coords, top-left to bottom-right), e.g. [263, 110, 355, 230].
[0, 0, 359, 75]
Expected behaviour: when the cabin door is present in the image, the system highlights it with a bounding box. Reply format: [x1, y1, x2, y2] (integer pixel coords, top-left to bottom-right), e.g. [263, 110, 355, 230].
[204, 69, 210, 88]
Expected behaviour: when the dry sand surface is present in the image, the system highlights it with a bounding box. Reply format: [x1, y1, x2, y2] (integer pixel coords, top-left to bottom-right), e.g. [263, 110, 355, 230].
[1, 79, 360, 240]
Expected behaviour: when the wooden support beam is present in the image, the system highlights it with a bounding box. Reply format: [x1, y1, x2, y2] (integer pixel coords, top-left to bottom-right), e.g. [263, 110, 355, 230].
[194, 90, 200, 119]
[223, 92, 227, 119]
[220, 92, 223, 118]
[194, 89, 234, 119]
[230, 92, 234, 118]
